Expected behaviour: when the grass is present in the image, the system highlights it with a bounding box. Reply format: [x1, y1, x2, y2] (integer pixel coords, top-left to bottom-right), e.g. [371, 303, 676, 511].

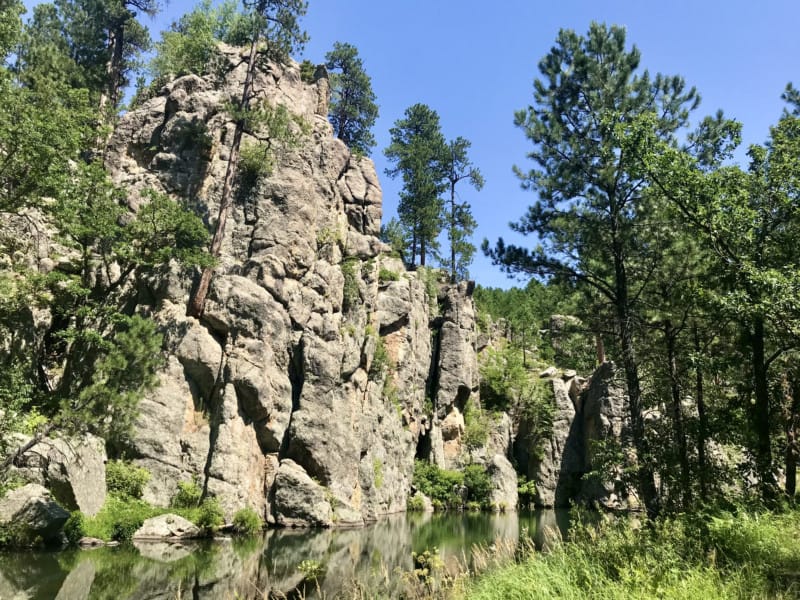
[459, 508, 800, 599]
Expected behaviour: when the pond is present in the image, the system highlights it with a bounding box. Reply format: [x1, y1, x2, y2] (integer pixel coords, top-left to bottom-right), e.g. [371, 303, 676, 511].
[0, 510, 569, 599]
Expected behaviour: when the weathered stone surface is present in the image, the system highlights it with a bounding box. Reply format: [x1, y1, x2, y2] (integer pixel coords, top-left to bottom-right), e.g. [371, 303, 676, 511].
[43, 435, 106, 517]
[0, 484, 69, 544]
[519, 361, 632, 509]
[487, 454, 519, 510]
[273, 460, 333, 527]
[519, 378, 583, 507]
[98, 47, 480, 526]
[133, 514, 202, 540]
[4, 433, 106, 517]
[54, 558, 95, 600]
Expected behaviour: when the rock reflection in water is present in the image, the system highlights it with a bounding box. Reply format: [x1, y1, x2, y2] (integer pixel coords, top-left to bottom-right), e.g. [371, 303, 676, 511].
[0, 510, 569, 599]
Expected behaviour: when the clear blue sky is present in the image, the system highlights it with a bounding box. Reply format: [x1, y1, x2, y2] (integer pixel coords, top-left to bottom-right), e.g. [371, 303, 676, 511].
[32, 0, 800, 288]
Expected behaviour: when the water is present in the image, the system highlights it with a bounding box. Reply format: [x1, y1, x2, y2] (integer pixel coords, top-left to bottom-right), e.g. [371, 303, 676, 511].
[0, 510, 569, 599]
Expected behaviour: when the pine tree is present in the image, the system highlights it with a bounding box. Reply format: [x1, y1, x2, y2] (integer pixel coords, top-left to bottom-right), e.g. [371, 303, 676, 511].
[384, 103, 448, 267]
[325, 41, 378, 156]
[484, 23, 702, 516]
[443, 137, 483, 281]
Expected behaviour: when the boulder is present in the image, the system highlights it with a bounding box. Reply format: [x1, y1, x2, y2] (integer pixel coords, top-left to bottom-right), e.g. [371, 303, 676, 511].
[43, 435, 107, 516]
[0, 484, 69, 545]
[487, 454, 519, 510]
[132, 514, 202, 540]
[272, 460, 333, 527]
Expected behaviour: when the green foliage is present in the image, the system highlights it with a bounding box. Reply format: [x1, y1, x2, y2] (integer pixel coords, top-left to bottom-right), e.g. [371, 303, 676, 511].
[232, 506, 263, 535]
[64, 511, 85, 545]
[407, 493, 426, 512]
[379, 217, 408, 263]
[0, 0, 22, 59]
[149, 0, 248, 81]
[325, 41, 378, 155]
[341, 258, 360, 312]
[444, 136, 483, 282]
[463, 464, 492, 505]
[378, 267, 399, 283]
[479, 345, 528, 411]
[82, 496, 158, 542]
[236, 102, 309, 199]
[384, 104, 449, 267]
[517, 476, 537, 507]
[369, 335, 391, 379]
[412, 460, 464, 509]
[417, 266, 441, 314]
[171, 478, 203, 509]
[196, 498, 224, 533]
[465, 509, 800, 599]
[106, 460, 150, 500]
[299, 59, 315, 83]
[372, 458, 384, 488]
[297, 558, 325, 581]
[462, 403, 489, 451]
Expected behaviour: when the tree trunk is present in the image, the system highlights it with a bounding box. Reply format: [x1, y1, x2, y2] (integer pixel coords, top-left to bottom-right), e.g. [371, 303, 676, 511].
[784, 372, 799, 499]
[187, 31, 260, 317]
[449, 179, 456, 282]
[665, 320, 691, 508]
[595, 334, 606, 365]
[612, 232, 659, 517]
[694, 323, 708, 503]
[750, 315, 777, 501]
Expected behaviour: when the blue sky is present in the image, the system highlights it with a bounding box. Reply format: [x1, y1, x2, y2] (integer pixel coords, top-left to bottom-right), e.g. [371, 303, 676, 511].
[297, 1, 799, 288]
[32, 0, 800, 288]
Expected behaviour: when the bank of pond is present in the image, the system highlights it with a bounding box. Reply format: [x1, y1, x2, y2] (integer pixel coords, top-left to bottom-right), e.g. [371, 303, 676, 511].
[1, 508, 799, 599]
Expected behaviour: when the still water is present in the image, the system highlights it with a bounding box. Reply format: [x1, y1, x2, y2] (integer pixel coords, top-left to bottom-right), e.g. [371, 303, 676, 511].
[0, 510, 569, 599]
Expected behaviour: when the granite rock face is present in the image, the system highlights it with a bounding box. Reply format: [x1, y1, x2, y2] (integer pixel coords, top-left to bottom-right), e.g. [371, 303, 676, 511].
[103, 46, 472, 525]
[0, 484, 70, 545]
[5, 434, 107, 517]
[517, 362, 631, 509]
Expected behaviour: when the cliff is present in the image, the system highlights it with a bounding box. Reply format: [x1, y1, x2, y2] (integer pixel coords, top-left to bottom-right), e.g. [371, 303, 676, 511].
[103, 45, 488, 525]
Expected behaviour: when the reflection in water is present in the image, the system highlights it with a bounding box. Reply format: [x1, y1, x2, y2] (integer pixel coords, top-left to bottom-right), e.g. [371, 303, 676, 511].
[0, 510, 569, 599]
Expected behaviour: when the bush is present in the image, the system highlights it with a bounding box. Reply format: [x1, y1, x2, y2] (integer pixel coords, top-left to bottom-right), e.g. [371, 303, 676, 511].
[196, 498, 224, 533]
[412, 460, 464, 509]
[64, 512, 86, 545]
[172, 478, 203, 509]
[341, 258, 360, 312]
[369, 335, 392, 379]
[82, 496, 158, 542]
[232, 507, 263, 535]
[106, 460, 150, 500]
[378, 267, 399, 282]
[407, 494, 426, 512]
[464, 464, 492, 505]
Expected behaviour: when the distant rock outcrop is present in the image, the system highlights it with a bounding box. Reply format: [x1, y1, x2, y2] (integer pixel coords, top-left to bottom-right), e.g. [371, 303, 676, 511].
[516, 362, 634, 510]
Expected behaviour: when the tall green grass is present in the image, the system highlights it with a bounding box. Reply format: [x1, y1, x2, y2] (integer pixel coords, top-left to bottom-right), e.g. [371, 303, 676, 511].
[461, 509, 800, 599]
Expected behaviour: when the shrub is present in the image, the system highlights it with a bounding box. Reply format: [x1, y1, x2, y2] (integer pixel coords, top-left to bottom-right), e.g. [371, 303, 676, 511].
[106, 460, 150, 500]
[64, 512, 86, 545]
[407, 494, 425, 512]
[369, 336, 391, 379]
[412, 460, 464, 509]
[171, 478, 203, 509]
[518, 476, 537, 507]
[341, 258, 360, 312]
[378, 267, 399, 282]
[196, 498, 224, 533]
[466, 501, 482, 512]
[464, 464, 492, 505]
[232, 507, 263, 535]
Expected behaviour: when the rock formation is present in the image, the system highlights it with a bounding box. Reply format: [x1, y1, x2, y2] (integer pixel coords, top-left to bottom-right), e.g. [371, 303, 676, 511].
[103, 46, 483, 525]
[517, 362, 635, 509]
